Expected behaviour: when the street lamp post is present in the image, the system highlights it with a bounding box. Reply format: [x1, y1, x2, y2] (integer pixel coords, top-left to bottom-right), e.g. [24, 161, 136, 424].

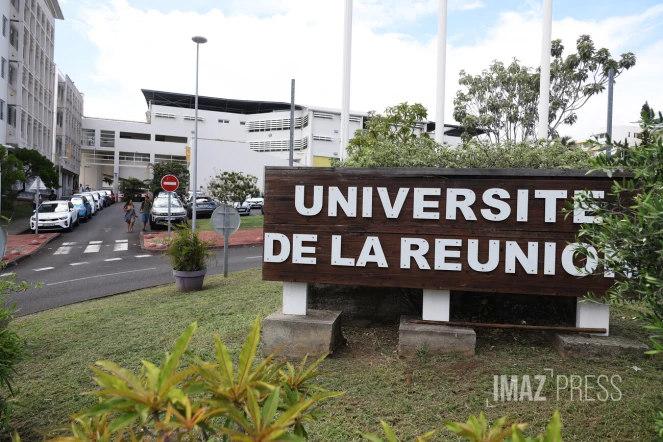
[191, 36, 207, 231]
[58, 156, 67, 198]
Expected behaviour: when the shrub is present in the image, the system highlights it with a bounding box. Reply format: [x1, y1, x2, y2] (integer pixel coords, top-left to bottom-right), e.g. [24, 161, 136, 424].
[163, 229, 214, 271]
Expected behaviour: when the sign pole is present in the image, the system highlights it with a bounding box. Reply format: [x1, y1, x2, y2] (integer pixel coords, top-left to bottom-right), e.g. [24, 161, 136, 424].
[35, 180, 39, 235]
[223, 204, 229, 277]
[168, 191, 172, 240]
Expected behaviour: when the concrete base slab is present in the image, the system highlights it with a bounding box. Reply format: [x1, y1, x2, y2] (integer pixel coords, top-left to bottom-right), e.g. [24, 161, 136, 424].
[398, 316, 476, 357]
[263, 309, 344, 358]
[546, 332, 649, 358]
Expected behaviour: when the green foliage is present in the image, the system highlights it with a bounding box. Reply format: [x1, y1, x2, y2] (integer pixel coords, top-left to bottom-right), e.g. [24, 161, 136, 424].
[148, 162, 191, 200]
[341, 137, 591, 169]
[119, 177, 147, 202]
[362, 412, 562, 442]
[163, 229, 213, 271]
[12, 148, 59, 191]
[0, 146, 25, 211]
[208, 171, 260, 204]
[42, 317, 342, 441]
[355, 102, 430, 145]
[453, 35, 636, 141]
[0, 275, 32, 431]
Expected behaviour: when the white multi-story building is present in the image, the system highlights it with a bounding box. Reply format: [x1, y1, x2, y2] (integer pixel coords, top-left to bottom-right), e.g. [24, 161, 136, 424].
[81, 89, 469, 192]
[1, 0, 63, 160]
[54, 69, 83, 196]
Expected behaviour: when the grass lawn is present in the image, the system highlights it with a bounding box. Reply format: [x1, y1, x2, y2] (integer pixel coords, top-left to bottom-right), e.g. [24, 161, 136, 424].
[8, 268, 663, 441]
[196, 214, 263, 231]
[1, 204, 34, 221]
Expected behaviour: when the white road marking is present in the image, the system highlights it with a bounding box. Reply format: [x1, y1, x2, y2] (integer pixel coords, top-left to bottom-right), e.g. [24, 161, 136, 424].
[34, 267, 55, 272]
[1, 273, 16, 277]
[114, 243, 128, 251]
[62, 242, 76, 246]
[115, 239, 128, 243]
[104, 258, 122, 262]
[46, 267, 157, 286]
[246, 256, 263, 259]
[135, 255, 152, 258]
[54, 246, 71, 255]
[84, 245, 101, 253]
[70, 262, 89, 266]
[89, 241, 103, 244]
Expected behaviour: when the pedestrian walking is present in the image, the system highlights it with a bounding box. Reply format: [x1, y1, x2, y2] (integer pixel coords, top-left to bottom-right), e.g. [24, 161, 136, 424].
[124, 200, 137, 232]
[140, 195, 152, 233]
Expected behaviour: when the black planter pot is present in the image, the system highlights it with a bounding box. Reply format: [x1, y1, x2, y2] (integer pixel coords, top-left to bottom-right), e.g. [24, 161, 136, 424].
[173, 269, 207, 292]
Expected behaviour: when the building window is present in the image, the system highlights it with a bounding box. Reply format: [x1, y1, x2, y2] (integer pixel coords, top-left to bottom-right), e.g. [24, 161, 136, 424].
[56, 111, 63, 127]
[0, 100, 4, 121]
[7, 105, 16, 127]
[1, 58, 5, 79]
[2, 16, 7, 37]
[218, 119, 230, 124]
[100, 130, 115, 147]
[8, 26, 17, 50]
[7, 64, 14, 86]
[183, 115, 204, 121]
[82, 128, 95, 146]
[155, 134, 187, 143]
[240, 121, 246, 125]
[119, 131, 150, 141]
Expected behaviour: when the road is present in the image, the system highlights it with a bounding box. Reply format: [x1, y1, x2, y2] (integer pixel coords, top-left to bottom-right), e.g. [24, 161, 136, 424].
[3, 203, 263, 316]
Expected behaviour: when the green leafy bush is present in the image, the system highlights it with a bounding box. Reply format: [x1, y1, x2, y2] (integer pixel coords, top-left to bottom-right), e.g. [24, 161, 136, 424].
[163, 229, 214, 271]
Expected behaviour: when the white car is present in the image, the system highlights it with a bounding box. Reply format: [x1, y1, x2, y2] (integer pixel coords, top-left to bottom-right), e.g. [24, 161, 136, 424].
[246, 197, 264, 209]
[30, 201, 79, 232]
[150, 197, 188, 229]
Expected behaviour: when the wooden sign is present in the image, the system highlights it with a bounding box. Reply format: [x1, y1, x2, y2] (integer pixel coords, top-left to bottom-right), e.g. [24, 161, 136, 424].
[262, 167, 625, 298]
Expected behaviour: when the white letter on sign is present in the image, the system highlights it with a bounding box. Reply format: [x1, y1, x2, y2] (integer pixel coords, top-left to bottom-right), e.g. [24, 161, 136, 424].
[535, 190, 567, 223]
[505, 241, 538, 274]
[435, 239, 462, 271]
[401, 238, 430, 270]
[446, 189, 477, 220]
[264, 233, 290, 263]
[292, 234, 317, 265]
[414, 188, 441, 219]
[331, 235, 355, 266]
[573, 190, 604, 224]
[377, 188, 409, 218]
[328, 187, 357, 217]
[357, 237, 388, 268]
[481, 188, 511, 221]
[295, 185, 323, 216]
[467, 239, 499, 272]
[562, 243, 598, 276]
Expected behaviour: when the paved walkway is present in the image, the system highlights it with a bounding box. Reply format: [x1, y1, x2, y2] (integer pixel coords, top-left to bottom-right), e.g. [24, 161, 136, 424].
[2, 233, 60, 265]
[142, 228, 264, 251]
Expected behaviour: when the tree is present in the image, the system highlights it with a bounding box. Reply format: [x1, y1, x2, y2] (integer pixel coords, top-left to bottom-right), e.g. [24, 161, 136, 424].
[0, 146, 26, 211]
[147, 161, 190, 200]
[119, 177, 147, 202]
[12, 148, 59, 191]
[453, 35, 636, 142]
[208, 171, 260, 204]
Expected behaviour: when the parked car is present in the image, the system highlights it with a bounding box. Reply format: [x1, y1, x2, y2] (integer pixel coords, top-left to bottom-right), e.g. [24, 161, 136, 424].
[186, 196, 217, 218]
[30, 200, 79, 232]
[101, 190, 114, 205]
[246, 197, 264, 209]
[150, 197, 188, 229]
[94, 191, 109, 208]
[237, 201, 252, 216]
[75, 193, 99, 215]
[61, 195, 92, 221]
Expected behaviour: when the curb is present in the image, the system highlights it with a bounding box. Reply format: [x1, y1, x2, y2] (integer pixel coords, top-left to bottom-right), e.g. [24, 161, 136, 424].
[140, 231, 263, 253]
[2, 233, 61, 267]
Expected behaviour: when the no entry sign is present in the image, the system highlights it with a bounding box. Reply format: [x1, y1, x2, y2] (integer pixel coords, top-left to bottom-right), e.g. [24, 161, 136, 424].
[161, 175, 179, 192]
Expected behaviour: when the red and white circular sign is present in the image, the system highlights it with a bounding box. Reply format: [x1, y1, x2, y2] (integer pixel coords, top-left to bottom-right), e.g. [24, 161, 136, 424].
[161, 174, 180, 192]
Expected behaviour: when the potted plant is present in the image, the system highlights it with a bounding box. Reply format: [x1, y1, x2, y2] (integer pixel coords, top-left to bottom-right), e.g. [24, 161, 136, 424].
[164, 230, 213, 292]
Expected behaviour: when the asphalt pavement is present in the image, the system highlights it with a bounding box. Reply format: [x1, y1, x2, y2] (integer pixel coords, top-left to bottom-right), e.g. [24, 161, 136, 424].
[2, 203, 263, 316]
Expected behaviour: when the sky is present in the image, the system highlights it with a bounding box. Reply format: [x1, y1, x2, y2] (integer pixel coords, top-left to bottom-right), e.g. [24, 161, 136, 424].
[54, 0, 663, 141]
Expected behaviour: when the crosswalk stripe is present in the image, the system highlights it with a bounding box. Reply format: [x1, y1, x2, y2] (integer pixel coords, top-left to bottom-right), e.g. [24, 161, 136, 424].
[62, 242, 76, 246]
[54, 246, 71, 255]
[34, 267, 55, 272]
[135, 255, 152, 258]
[70, 262, 89, 266]
[115, 239, 128, 243]
[89, 241, 103, 244]
[114, 243, 128, 251]
[104, 258, 122, 262]
[84, 245, 101, 253]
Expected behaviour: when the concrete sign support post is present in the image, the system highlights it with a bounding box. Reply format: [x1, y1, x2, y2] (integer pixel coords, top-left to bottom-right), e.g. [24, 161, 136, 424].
[339, 0, 353, 160]
[422, 289, 450, 322]
[576, 299, 610, 336]
[435, 0, 448, 145]
[282, 282, 308, 315]
[538, 0, 553, 140]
